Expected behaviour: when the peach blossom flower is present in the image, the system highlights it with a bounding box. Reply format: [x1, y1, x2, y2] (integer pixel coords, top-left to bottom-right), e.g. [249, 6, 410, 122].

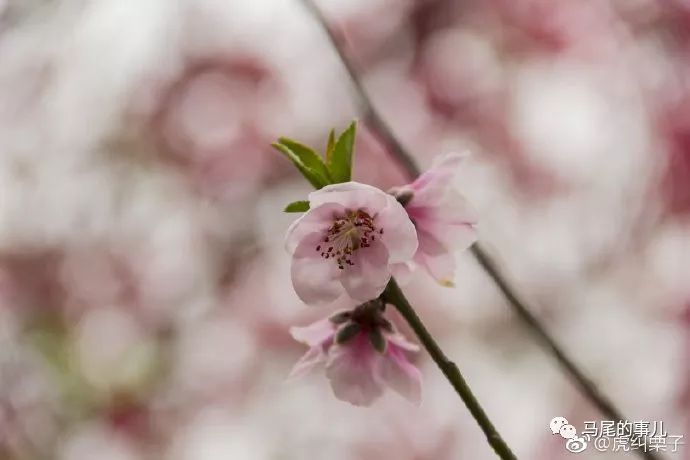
[286, 183, 417, 306]
[392, 153, 477, 286]
[289, 303, 422, 406]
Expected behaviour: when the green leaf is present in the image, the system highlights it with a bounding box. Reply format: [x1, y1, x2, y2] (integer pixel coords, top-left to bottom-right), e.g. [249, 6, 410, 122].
[327, 121, 357, 183]
[271, 142, 330, 189]
[326, 128, 336, 164]
[278, 137, 332, 182]
[284, 200, 310, 213]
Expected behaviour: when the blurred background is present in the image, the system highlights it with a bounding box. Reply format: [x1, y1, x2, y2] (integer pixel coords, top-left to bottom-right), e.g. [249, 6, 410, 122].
[0, 0, 689, 458]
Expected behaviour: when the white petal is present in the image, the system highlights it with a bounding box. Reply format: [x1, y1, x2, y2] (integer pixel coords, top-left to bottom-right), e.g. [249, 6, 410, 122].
[418, 189, 478, 250]
[415, 229, 457, 286]
[308, 182, 388, 213]
[339, 241, 391, 302]
[411, 152, 467, 204]
[285, 203, 345, 254]
[291, 232, 344, 306]
[289, 318, 335, 347]
[288, 346, 327, 380]
[377, 194, 418, 264]
[390, 261, 416, 285]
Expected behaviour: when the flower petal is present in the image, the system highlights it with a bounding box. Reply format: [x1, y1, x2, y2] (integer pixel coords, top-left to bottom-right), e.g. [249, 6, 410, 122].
[386, 332, 420, 352]
[379, 343, 422, 405]
[422, 220, 477, 255]
[377, 194, 418, 264]
[285, 202, 346, 254]
[339, 241, 391, 302]
[415, 229, 457, 286]
[413, 190, 478, 250]
[410, 152, 467, 204]
[308, 182, 388, 214]
[325, 336, 384, 406]
[439, 189, 479, 224]
[291, 232, 344, 305]
[288, 346, 327, 380]
[289, 317, 335, 347]
[390, 261, 415, 285]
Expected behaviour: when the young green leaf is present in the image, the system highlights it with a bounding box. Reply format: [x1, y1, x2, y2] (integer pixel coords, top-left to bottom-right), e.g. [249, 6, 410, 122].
[271, 142, 330, 189]
[326, 128, 336, 164]
[284, 200, 310, 213]
[278, 137, 332, 183]
[327, 121, 356, 183]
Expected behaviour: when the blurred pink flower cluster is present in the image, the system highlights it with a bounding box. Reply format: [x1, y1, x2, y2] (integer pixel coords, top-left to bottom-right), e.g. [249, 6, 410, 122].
[0, 0, 688, 459]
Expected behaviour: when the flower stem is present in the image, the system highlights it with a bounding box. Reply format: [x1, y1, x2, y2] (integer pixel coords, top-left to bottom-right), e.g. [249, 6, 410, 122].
[383, 278, 518, 460]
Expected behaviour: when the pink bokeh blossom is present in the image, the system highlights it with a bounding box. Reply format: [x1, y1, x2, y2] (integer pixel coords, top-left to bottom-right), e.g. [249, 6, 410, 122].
[286, 182, 418, 306]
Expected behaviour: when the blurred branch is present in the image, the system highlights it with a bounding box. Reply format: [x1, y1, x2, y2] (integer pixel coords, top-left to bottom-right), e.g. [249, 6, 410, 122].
[383, 279, 517, 460]
[300, 1, 662, 459]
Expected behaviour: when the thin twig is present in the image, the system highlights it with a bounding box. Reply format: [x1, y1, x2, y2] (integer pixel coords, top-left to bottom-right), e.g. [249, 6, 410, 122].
[301, 1, 662, 459]
[383, 279, 517, 460]
[471, 245, 631, 422]
[301, 0, 421, 178]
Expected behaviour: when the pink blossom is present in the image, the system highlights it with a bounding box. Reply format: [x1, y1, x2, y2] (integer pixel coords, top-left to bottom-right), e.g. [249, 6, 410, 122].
[289, 306, 422, 406]
[392, 153, 478, 286]
[285, 182, 418, 306]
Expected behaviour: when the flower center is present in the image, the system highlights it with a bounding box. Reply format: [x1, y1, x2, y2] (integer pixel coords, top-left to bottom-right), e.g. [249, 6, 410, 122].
[316, 209, 384, 270]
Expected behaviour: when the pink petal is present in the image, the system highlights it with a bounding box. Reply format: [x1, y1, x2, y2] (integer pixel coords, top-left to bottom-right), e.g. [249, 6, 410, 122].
[339, 241, 391, 302]
[410, 153, 467, 204]
[291, 232, 344, 305]
[438, 189, 479, 225]
[415, 190, 478, 251]
[377, 194, 418, 264]
[285, 202, 346, 254]
[289, 317, 336, 347]
[390, 261, 415, 285]
[386, 332, 420, 352]
[308, 182, 388, 214]
[415, 229, 456, 286]
[288, 346, 327, 380]
[379, 343, 422, 405]
[325, 336, 384, 406]
[423, 220, 477, 255]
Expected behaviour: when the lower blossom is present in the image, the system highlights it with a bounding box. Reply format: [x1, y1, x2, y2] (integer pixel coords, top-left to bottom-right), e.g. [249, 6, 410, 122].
[289, 301, 422, 406]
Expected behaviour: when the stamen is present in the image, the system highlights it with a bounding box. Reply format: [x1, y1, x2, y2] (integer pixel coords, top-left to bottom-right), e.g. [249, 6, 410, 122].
[314, 209, 379, 269]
